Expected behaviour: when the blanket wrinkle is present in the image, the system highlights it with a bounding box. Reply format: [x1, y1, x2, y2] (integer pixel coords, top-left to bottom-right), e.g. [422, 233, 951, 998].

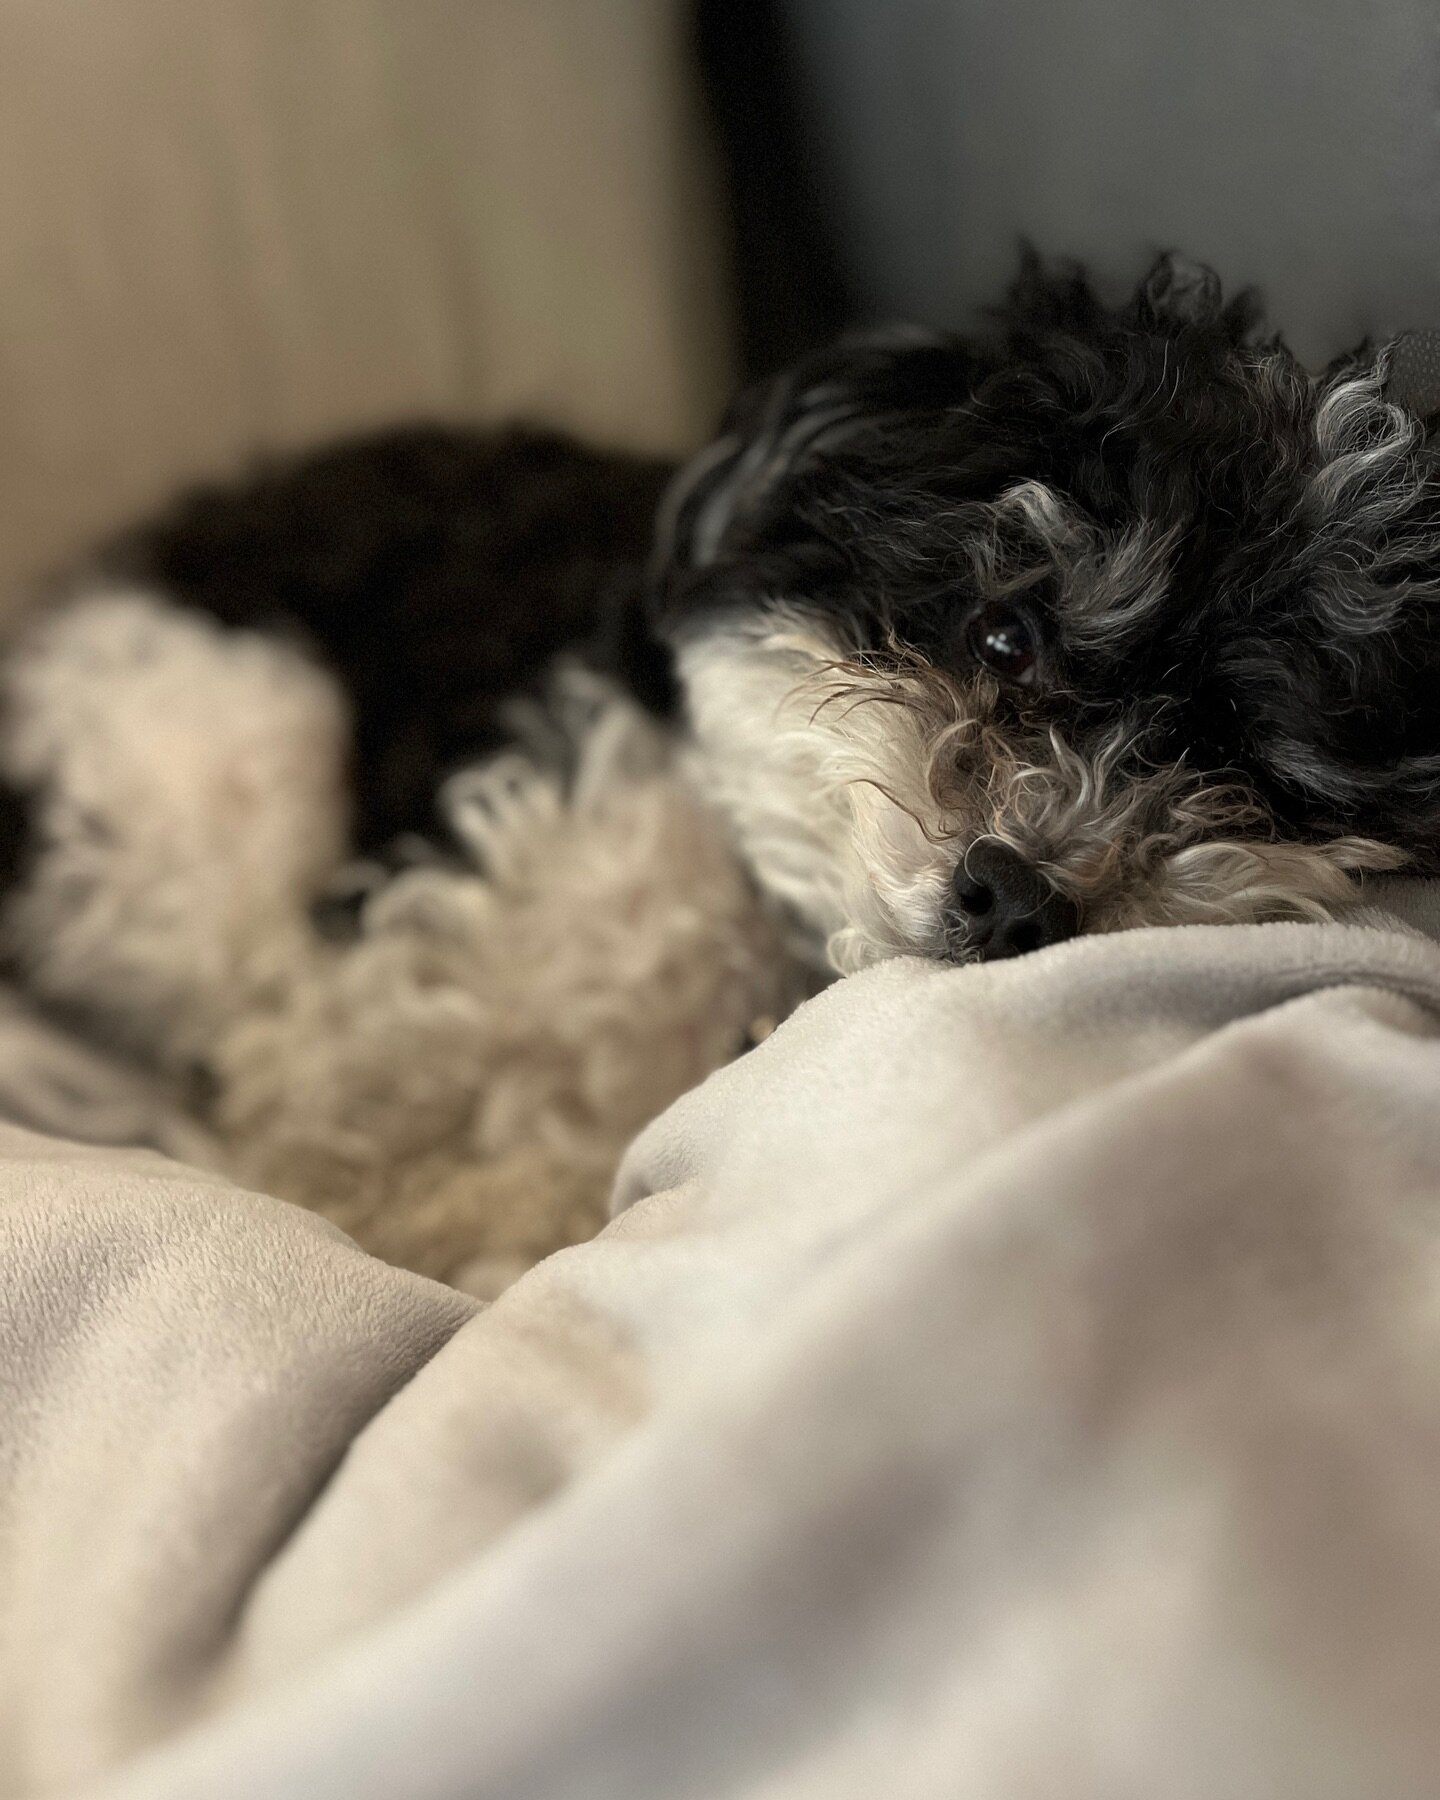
[3, 879, 1440, 1797]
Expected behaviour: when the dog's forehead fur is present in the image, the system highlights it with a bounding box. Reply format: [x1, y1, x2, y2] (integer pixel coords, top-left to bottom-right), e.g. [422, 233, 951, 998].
[658, 255, 1440, 863]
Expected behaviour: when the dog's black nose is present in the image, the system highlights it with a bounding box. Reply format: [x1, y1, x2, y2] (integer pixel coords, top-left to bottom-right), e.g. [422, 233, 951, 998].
[950, 841, 1079, 961]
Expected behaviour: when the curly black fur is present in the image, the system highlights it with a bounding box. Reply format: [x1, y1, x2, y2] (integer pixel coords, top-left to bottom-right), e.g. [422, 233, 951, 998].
[658, 251, 1440, 863]
[109, 424, 675, 858]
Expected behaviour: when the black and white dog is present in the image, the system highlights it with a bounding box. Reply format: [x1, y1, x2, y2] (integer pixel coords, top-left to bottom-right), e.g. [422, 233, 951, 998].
[0, 253, 1433, 1284]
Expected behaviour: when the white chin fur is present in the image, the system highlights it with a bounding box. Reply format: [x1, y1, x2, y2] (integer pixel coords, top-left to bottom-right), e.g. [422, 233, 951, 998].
[677, 617, 953, 973]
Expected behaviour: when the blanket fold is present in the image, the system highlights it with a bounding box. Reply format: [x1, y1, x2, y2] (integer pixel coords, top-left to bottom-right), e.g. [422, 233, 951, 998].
[6, 902, 1440, 1798]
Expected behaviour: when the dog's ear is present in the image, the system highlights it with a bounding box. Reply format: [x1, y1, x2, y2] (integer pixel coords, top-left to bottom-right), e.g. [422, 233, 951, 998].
[652, 330, 974, 599]
[651, 378, 807, 585]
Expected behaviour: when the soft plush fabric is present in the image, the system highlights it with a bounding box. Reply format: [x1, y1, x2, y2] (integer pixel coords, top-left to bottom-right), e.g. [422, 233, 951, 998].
[8, 896, 1440, 1797]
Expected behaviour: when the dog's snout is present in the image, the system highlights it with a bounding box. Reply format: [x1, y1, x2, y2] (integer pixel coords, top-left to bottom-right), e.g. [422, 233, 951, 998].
[951, 842, 1079, 961]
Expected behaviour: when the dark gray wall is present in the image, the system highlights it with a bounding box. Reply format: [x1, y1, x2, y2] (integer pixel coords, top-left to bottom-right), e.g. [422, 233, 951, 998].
[786, 0, 1440, 364]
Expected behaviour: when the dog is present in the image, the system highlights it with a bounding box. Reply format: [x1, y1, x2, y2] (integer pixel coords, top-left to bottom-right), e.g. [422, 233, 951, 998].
[656, 251, 1440, 972]
[0, 253, 1433, 1287]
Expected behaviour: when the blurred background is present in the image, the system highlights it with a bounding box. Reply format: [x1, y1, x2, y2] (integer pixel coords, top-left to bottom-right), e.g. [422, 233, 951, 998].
[0, 0, 1436, 601]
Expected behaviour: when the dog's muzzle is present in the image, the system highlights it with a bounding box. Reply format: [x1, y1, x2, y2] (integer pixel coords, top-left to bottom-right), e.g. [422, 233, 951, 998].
[949, 841, 1079, 962]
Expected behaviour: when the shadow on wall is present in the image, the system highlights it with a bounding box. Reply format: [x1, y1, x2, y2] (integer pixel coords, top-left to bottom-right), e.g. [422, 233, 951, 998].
[766, 0, 1440, 362]
[692, 0, 854, 383]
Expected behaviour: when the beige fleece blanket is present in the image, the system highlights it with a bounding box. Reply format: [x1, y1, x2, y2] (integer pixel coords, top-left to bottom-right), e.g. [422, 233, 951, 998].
[8, 896, 1440, 1798]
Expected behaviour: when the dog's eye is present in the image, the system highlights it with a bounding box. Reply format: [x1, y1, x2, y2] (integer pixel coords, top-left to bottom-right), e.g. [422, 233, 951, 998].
[966, 602, 1040, 686]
